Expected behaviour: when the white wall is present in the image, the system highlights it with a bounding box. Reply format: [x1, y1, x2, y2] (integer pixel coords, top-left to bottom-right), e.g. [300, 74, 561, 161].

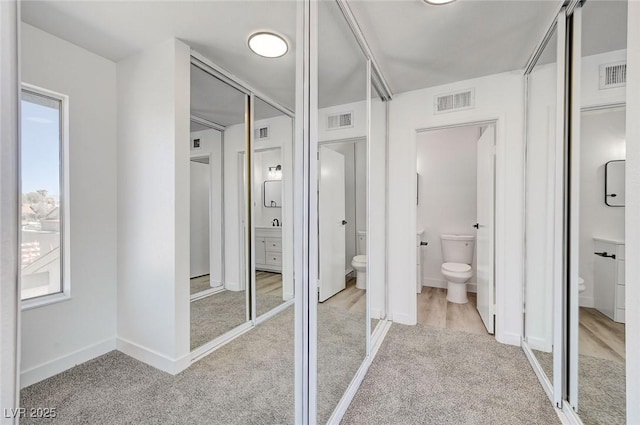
[582, 50, 627, 108]
[417, 126, 480, 290]
[19, 23, 118, 386]
[190, 129, 222, 284]
[388, 70, 524, 345]
[579, 108, 626, 308]
[625, 2, 639, 422]
[116, 38, 190, 374]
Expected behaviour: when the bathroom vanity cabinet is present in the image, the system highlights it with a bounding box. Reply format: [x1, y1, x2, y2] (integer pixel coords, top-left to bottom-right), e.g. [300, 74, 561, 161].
[593, 238, 625, 323]
[255, 227, 282, 273]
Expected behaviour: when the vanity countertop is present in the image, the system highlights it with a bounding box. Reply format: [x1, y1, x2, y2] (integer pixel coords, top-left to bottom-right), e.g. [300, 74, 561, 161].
[593, 237, 625, 245]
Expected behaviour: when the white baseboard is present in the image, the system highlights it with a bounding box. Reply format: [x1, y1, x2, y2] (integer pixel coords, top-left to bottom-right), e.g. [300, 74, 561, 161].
[579, 295, 594, 308]
[495, 331, 521, 347]
[20, 338, 116, 388]
[525, 336, 552, 353]
[116, 337, 190, 375]
[345, 268, 354, 276]
[390, 311, 416, 325]
[422, 278, 477, 293]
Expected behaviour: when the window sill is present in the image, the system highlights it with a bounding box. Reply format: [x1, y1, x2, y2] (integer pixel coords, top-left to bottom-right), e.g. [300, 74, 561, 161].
[21, 292, 71, 311]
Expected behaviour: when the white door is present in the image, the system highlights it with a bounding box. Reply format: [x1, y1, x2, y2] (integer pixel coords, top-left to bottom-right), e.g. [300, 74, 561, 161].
[318, 146, 346, 302]
[476, 126, 495, 334]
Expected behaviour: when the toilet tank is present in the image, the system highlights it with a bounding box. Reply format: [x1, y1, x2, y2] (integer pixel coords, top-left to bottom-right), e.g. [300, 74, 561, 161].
[357, 231, 367, 255]
[440, 234, 475, 264]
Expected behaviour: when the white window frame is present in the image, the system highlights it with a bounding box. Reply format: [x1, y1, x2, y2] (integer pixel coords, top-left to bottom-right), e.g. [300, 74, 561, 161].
[20, 83, 71, 310]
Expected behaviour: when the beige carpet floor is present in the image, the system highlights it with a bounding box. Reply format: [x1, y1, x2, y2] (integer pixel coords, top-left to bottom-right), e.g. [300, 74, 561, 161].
[534, 350, 626, 424]
[190, 290, 284, 350]
[341, 323, 561, 425]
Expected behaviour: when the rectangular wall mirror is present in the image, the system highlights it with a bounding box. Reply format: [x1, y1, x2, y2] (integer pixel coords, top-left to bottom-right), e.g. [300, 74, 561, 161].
[263, 180, 282, 208]
[605, 159, 625, 207]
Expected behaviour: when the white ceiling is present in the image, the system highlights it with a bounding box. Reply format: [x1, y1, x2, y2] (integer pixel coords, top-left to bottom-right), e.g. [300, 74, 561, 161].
[348, 0, 562, 93]
[22, 0, 626, 112]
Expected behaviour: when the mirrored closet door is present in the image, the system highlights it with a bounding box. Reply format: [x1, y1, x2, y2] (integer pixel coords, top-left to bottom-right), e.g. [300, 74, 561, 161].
[568, 1, 628, 423]
[189, 61, 250, 351]
[316, 1, 369, 421]
[523, 10, 564, 398]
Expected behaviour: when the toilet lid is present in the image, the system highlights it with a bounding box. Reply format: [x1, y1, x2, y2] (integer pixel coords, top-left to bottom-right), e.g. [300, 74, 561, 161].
[442, 262, 471, 273]
[353, 255, 367, 263]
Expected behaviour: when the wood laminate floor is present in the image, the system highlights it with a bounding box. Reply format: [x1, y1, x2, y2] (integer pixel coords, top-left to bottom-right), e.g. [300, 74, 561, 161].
[255, 271, 283, 296]
[322, 275, 365, 314]
[579, 307, 626, 362]
[417, 287, 489, 336]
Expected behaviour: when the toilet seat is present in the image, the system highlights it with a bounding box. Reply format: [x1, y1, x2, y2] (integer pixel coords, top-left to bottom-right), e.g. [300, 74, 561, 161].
[441, 262, 473, 281]
[352, 255, 367, 267]
[442, 262, 471, 273]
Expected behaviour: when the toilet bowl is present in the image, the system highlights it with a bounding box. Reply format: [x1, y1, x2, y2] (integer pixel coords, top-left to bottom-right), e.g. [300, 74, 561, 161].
[440, 234, 475, 304]
[578, 277, 586, 293]
[352, 255, 367, 290]
[441, 262, 473, 303]
[352, 231, 367, 290]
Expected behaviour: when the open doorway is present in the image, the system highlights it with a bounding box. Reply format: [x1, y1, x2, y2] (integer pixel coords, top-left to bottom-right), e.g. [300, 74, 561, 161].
[416, 123, 496, 335]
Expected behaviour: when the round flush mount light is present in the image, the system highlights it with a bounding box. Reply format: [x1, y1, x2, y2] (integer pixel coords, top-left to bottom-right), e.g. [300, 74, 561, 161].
[248, 32, 288, 58]
[423, 0, 456, 4]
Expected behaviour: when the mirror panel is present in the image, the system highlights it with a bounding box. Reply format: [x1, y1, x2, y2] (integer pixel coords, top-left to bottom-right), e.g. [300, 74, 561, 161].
[524, 26, 558, 385]
[317, 1, 368, 421]
[189, 63, 250, 350]
[252, 97, 294, 318]
[573, 1, 628, 423]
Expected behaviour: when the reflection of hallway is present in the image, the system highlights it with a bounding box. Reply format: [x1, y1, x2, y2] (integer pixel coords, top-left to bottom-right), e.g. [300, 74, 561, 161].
[417, 287, 488, 335]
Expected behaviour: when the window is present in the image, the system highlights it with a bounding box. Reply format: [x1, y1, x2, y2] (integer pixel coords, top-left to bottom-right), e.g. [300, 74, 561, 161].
[20, 85, 69, 306]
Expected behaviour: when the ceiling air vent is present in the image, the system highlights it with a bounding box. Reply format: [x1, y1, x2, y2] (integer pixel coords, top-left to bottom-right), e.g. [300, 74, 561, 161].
[434, 89, 475, 114]
[255, 125, 270, 140]
[327, 112, 353, 130]
[599, 61, 627, 89]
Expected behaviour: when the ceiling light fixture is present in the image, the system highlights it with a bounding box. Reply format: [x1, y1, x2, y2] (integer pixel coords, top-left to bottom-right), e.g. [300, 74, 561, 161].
[423, 0, 456, 4]
[248, 32, 288, 58]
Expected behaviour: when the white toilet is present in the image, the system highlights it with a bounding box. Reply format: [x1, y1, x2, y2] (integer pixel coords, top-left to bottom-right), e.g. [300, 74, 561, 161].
[351, 231, 367, 290]
[440, 234, 475, 304]
[578, 277, 586, 293]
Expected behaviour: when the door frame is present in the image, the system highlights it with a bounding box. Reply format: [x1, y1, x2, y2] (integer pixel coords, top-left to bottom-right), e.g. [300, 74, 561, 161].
[415, 120, 497, 334]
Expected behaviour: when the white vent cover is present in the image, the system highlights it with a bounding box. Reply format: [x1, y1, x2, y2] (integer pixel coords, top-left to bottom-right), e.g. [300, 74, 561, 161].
[599, 61, 627, 89]
[327, 112, 353, 130]
[255, 125, 270, 140]
[434, 89, 475, 114]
